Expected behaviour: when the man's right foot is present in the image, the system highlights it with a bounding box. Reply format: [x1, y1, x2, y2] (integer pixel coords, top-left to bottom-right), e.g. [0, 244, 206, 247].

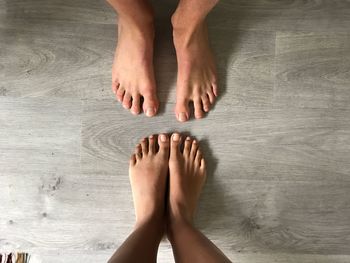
[111, 13, 159, 117]
[168, 133, 207, 226]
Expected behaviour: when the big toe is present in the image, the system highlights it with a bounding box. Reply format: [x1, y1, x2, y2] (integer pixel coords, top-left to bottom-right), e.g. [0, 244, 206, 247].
[143, 92, 159, 117]
[170, 133, 181, 157]
[175, 98, 190, 122]
[158, 134, 170, 158]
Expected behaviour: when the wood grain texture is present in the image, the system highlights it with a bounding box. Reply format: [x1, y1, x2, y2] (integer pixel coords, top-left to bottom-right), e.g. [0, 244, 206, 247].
[1, 0, 350, 262]
[274, 32, 350, 109]
[210, 0, 350, 32]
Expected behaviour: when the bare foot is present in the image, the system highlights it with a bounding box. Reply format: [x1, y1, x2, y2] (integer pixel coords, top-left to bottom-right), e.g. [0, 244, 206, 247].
[112, 17, 159, 117]
[129, 134, 170, 226]
[168, 133, 207, 225]
[172, 16, 218, 122]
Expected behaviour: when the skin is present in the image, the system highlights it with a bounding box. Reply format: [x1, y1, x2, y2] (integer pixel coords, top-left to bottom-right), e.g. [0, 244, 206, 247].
[107, 0, 219, 121]
[108, 133, 232, 263]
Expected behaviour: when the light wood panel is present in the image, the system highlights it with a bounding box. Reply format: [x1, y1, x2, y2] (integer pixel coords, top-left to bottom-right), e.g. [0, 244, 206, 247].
[1, 0, 350, 262]
[274, 32, 350, 109]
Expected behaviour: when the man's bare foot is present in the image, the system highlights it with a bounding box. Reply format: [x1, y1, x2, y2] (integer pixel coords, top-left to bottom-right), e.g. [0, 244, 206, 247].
[129, 134, 170, 226]
[167, 133, 207, 226]
[111, 15, 159, 117]
[172, 14, 218, 122]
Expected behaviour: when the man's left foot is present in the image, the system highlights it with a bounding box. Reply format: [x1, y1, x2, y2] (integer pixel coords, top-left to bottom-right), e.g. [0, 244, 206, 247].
[172, 17, 218, 122]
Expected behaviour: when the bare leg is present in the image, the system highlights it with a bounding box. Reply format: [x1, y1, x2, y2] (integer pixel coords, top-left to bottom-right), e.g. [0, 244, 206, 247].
[107, 0, 159, 117]
[108, 134, 170, 263]
[171, 0, 219, 122]
[167, 133, 232, 263]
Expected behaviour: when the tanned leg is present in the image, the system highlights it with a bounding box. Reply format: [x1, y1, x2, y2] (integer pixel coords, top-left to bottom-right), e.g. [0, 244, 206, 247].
[167, 133, 232, 263]
[171, 0, 219, 122]
[107, 0, 159, 117]
[108, 134, 170, 263]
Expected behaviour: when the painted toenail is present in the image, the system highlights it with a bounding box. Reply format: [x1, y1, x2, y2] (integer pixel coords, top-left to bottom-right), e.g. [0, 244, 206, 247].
[146, 108, 156, 117]
[179, 112, 188, 122]
[160, 134, 167, 142]
[172, 133, 180, 141]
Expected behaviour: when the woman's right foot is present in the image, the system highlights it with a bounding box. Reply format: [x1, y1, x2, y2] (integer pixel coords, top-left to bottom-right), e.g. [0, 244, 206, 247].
[168, 133, 207, 226]
[111, 9, 159, 117]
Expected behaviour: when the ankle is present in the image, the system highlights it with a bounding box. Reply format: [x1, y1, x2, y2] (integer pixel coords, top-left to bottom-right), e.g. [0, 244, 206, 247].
[167, 216, 193, 241]
[135, 213, 164, 231]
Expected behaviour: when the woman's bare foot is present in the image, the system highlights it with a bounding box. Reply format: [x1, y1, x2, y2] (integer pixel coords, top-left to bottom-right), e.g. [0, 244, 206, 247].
[129, 134, 170, 226]
[172, 13, 218, 122]
[110, 3, 159, 117]
[167, 133, 207, 226]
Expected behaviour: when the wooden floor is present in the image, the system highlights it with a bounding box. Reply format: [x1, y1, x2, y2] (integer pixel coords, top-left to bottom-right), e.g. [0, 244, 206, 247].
[1, 0, 350, 262]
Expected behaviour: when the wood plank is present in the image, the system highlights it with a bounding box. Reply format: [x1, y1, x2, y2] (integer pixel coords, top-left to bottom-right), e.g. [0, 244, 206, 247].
[210, 0, 350, 33]
[274, 32, 350, 109]
[26, 249, 350, 263]
[82, 100, 350, 182]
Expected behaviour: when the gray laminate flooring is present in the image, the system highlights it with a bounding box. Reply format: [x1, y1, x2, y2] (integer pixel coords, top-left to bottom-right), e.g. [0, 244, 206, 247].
[1, 0, 350, 262]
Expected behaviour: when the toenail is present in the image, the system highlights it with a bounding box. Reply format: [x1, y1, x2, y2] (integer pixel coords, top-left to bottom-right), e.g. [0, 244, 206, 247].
[160, 134, 167, 142]
[146, 108, 156, 117]
[186, 137, 191, 141]
[178, 112, 188, 122]
[149, 135, 153, 139]
[193, 140, 197, 144]
[172, 133, 180, 141]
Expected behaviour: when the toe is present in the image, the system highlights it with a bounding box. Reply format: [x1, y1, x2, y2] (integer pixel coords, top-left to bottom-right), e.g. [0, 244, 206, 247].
[129, 154, 137, 166]
[200, 158, 206, 170]
[135, 144, 142, 160]
[195, 149, 202, 166]
[212, 83, 218, 97]
[158, 134, 170, 157]
[170, 133, 181, 157]
[112, 82, 119, 95]
[116, 87, 125, 102]
[142, 92, 159, 117]
[140, 137, 148, 155]
[190, 139, 198, 160]
[194, 99, 204, 119]
[183, 136, 192, 157]
[131, 93, 141, 115]
[148, 135, 156, 154]
[207, 90, 215, 104]
[175, 98, 190, 122]
[123, 92, 132, 109]
[202, 95, 211, 113]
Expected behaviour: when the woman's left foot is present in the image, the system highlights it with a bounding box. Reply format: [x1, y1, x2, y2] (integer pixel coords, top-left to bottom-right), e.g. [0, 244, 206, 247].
[172, 17, 218, 122]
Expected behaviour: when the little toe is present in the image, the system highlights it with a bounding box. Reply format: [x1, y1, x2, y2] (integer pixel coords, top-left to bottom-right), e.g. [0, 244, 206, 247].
[202, 95, 211, 113]
[143, 92, 159, 117]
[140, 137, 149, 155]
[131, 94, 141, 115]
[200, 158, 206, 170]
[190, 139, 198, 160]
[195, 149, 202, 166]
[129, 154, 137, 166]
[212, 83, 218, 97]
[116, 87, 125, 102]
[158, 134, 170, 158]
[123, 92, 132, 109]
[183, 136, 192, 157]
[194, 99, 204, 119]
[112, 82, 119, 94]
[135, 144, 142, 160]
[175, 98, 190, 122]
[207, 90, 215, 104]
[148, 135, 156, 154]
